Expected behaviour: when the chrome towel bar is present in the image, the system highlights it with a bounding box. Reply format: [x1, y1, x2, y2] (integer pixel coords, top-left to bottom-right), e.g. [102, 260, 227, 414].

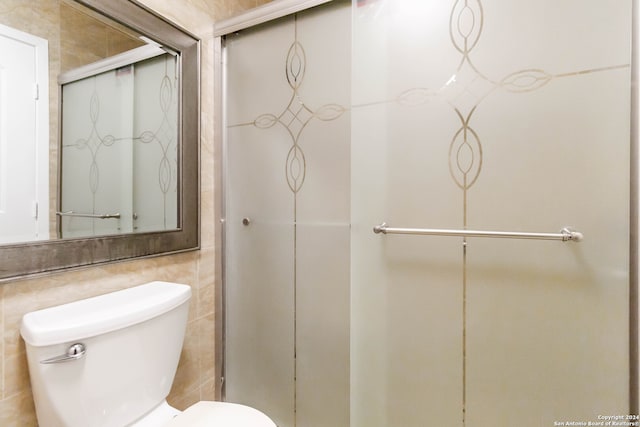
[372, 222, 583, 242]
[56, 211, 121, 219]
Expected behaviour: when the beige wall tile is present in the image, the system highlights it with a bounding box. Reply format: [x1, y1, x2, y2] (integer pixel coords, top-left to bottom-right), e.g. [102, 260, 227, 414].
[201, 377, 218, 402]
[3, 350, 29, 400]
[213, 0, 268, 21]
[198, 314, 217, 383]
[168, 385, 201, 412]
[0, 390, 37, 427]
[197, 248, 216, 318]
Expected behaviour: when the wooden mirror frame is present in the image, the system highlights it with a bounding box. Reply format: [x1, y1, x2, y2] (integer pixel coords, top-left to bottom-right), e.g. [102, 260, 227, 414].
[0, 0, 200, 281]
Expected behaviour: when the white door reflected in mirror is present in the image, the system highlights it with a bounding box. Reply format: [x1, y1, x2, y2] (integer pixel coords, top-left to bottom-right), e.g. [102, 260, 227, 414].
[0, 24, 49, 244]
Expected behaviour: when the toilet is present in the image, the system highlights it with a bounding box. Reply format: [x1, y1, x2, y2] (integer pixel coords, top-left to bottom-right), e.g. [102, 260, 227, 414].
[20, 281, 277, 427]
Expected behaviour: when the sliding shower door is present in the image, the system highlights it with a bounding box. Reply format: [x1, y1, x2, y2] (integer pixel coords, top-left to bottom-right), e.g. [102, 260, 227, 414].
[223, 2, 351, 427]
[223, 1, 634, 426]
[351, 1, 631, 426]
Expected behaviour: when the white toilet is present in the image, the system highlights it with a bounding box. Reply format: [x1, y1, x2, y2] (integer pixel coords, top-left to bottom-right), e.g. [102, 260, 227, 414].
[20, 281, 277, 427]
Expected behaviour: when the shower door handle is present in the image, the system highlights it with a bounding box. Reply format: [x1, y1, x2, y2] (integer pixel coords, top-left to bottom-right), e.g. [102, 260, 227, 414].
[40, 343, 86, 364]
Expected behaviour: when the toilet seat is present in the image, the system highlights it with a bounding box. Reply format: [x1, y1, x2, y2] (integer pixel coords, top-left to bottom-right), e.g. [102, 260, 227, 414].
[166, 401, 277, 427]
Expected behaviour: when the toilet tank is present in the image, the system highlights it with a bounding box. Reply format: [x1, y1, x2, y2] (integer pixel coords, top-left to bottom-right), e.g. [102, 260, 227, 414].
[20, 281, 192, 427]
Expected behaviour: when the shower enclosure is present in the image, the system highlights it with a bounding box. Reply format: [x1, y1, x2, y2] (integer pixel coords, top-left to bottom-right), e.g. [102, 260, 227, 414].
[216, 1, 638, 426]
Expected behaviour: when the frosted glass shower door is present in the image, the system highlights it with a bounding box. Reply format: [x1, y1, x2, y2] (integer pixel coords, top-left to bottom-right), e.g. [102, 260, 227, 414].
[351, 1, 632, 426]
[224, 2, 351, 427]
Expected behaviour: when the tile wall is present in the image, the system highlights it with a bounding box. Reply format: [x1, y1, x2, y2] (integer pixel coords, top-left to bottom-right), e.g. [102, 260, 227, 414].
[0, 0, 271, 425]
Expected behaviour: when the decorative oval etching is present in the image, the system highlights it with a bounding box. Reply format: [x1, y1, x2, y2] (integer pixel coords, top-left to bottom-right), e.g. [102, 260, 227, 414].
[450, 0, 483, 54]
[89, 161, 99, 194]
[285, 145, 306, 193]
[397, 88, 435, 107]
[315, 104, 346, 121]
[158, 156, 171, 193]
[139, 130, 155, 143]
[449, 126, 482, 189]
[290, 154, 301, 179]
[254, 113, 278, 129]
[286, 42, 306, 89]
[457, 5, 475, 38]
[160, 75, 173, 113]
[103, 135, 116, 146]
[501, 69, 553, 92]
[90, 92, 100, 123]
[456, 140, 474, 174]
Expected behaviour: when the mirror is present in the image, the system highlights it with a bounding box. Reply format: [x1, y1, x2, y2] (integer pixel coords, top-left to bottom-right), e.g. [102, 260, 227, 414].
[0, 0, 199, 280]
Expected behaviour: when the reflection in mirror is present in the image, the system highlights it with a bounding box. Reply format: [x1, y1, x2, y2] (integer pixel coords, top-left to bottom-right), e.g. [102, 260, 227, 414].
[0, 22, 49, 244]
[59, 49, 179, 238]
[0, 0, 200, 280]
[0, 0, 182, 243]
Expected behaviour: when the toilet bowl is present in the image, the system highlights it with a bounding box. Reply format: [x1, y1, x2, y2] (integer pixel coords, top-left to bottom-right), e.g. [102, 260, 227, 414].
[20, 281, 276, 427]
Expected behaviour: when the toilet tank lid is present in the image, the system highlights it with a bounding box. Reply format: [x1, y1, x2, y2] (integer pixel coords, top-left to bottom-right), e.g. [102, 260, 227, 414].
[20, 281, 192, 346]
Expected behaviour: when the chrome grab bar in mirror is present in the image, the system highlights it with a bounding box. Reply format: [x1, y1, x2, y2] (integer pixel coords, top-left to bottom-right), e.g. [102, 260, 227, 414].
[56, 211, 121, 219]
[373, 222, 583, 242]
